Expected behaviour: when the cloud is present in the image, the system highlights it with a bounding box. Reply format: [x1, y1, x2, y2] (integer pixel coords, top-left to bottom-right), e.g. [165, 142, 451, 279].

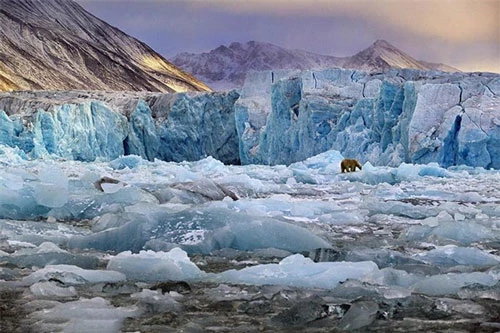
[364, 0, 498, 44]
[198, 0, 499, 44]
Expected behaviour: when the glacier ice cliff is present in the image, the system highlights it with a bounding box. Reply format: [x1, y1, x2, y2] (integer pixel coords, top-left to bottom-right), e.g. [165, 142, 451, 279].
[150, 91, 240, 164]
[0, 90, 240, 164]
[236, 69, 500, 168]
[0, 68, 499, 168]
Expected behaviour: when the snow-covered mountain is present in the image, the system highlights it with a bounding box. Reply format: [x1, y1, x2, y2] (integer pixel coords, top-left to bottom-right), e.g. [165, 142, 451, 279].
[0, 0, 210, 92]
[342, 39, 427, 71]
[171, 41, 343, 90]
[171, 40, 460, 90]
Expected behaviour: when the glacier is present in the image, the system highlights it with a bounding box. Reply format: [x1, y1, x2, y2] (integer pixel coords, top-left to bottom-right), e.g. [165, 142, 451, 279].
[0, 90, 241, 164]
[1, 68, 499, 169]
[236, 69, 500, 167]
[1, 69, 500, 332]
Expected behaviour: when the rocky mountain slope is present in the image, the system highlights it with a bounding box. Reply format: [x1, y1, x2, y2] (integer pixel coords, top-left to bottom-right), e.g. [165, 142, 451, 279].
[171, 40, 460, 90]
[0, 0, 210, 92]
[342, 39, 427, 71]
[171, 41, 343, 90]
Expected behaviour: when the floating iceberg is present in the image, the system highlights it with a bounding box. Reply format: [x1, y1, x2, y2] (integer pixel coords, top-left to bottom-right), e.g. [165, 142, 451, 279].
[106, 248, 207, 282]
[414, 245, 500, 268]
[23, 264, 126, 285]
[411, 272, 498, 296]
[215, 254, 379, 289]
[28, 297, 140, 333]
[1, 242, 98, 269]
[29, 281, 78, 299]
[69, 203, 331, 254]
[131, 289, 183, 313]
[403, 221, 499, 245]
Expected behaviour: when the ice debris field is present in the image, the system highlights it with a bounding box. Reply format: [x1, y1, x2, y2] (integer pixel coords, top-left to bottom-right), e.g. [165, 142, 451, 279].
[1, 146, 500, 331]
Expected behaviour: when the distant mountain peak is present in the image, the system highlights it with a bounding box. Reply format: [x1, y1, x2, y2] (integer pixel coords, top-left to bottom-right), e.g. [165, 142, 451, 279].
[343, 39, 428, 71]
[367, 40, 403, 56]
[372, 39, 395, 49]
[171, 39, 460, 90]
[171, 41, 343, 90]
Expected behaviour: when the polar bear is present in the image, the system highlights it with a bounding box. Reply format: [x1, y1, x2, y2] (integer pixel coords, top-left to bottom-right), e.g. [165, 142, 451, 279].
[340, 158, 362, 173]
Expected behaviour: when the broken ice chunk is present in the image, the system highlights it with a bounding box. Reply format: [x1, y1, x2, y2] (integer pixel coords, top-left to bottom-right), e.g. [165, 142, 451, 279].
[215, 254, 378, 289]
[338, 301, 379, 331]
[106, 248, 207, 282]
[411, 272, 497, 296]
[29, 297, 140, 333]
[403, 221, 498, 245]
[30, 166, 69, 208]
[1, 242, 99, 269]
[415, 245, 500, 268]
[0, 171, 23, 190]
[29, 281, 78, 299]
[131, 289, 183, 313]
[23, 264, 126, 285]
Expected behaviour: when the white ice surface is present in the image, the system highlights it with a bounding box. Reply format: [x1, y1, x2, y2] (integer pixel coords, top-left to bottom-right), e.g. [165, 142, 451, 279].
[107, 247, 207, 282]
[29, 281, 78, 298]
[23, 264, 126, 285]
[28, 297, 140, 333]
[0, 149, 499, 295]
[13, 241, 68, 255]
[131, 289, 183, 313]
[214, 254, 379, 289]
[414, 245, 500, 267]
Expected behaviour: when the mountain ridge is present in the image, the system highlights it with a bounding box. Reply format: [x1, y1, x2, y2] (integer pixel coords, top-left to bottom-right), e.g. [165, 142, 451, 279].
[0, 0, 210, 92]
[171, 39, 460, 90]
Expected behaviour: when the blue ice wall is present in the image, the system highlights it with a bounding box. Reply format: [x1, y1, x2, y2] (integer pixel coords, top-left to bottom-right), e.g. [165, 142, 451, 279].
[0, 111, 15, 146]
[124, 99, 159, 161]
[0, 91, 241, 164]
[0, 69, 499, 168]
[236, 69, 500, 169]
[0, 102, 128, 161]
[152, 90, 240, 164]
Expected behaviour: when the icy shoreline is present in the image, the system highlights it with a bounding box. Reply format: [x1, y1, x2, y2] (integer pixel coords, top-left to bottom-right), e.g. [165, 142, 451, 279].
[1, 150, 500, 331]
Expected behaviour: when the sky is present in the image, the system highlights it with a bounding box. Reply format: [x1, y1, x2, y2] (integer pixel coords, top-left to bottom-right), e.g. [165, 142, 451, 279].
[76, 0, 499, 73]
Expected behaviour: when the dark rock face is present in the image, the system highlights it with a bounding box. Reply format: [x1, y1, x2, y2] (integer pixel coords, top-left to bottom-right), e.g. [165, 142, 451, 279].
[0, 0, 210, 92]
